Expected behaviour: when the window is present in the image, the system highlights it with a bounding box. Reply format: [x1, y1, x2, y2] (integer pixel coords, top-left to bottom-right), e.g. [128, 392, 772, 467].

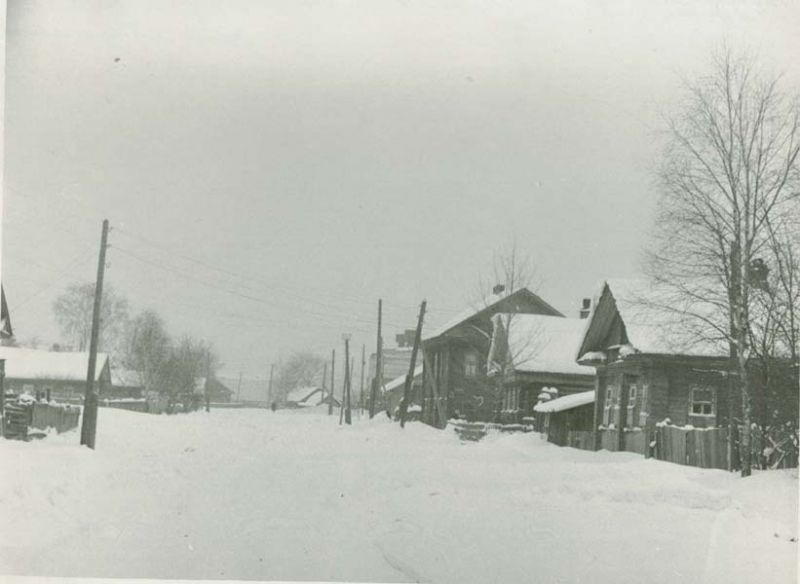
[628, 386, 637, 408]
[605, 386, 616, 408]
[464, 351, 479, 377]
[690, 388, 714, 416]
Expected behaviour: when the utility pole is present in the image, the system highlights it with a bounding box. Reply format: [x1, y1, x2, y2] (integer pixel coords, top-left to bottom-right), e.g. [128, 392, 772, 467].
[369, 299, 382, 418]
[267, 363, 274, 407]
[0, 359, 5, 438]
[328, 349, 335, 416]
[236, 371, 243, 402]
[344, 335, 352, 425]
[80, 219, 109, 449]
[321, 362, 328, 405]
[360, 344, 366, 413]
[205, 348, 211, 413]
[400, 300, 426, 428]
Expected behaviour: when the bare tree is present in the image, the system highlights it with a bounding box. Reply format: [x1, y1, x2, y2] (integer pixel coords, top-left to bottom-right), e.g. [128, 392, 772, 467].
[123, 309, 172, 394]
[648, 50, 800, 476]
[474, 240, 545, 421]
[159, 336, 220, 408]
[274, 351, 326, 402]
[52, 282, 130, 357]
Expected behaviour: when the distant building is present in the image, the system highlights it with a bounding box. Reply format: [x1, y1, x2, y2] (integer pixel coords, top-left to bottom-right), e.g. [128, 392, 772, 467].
[0, 346, 111, 403]
[110, 368, 144, 399]
[382, 366, 423, 418]
[285, 386, 339, 408]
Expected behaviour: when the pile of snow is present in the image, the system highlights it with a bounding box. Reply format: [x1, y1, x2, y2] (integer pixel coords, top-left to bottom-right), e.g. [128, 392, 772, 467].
[0, 408, 795, 583]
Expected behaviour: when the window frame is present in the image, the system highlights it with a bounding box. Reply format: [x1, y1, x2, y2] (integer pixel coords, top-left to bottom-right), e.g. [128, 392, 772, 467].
[464, 350, 479, 378]
[689, 387, 715, 417]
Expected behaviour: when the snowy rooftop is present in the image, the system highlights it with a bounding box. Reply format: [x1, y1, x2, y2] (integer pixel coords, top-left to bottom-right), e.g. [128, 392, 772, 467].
[112, 368, 143, 388]
[383, 365, 423, 392]
[0, 346, 108, 382]
[533, 390, 595, 413]
[286, 386, 321, 403]
[601, 278, 726, 358]
[423, 287, 553, 342]
[497, 314, 592, 376]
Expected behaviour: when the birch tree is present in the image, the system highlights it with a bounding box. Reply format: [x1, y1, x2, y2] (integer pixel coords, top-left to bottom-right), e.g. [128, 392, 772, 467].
[649, 51, 800, 476]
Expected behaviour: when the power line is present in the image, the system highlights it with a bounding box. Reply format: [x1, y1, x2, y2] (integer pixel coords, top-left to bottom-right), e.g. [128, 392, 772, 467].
[112, 245, 410, 332]
[114, 227, 429, 313]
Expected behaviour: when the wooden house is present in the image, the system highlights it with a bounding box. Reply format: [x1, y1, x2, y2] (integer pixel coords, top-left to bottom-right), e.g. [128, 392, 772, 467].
[487, 313, 595, 424]
[110, 368, 145, 399]
[382, 366, 423, 419]
[576, 279, 749, 463]
[420, 287, 563, 427]
[0, 346, 111, 403]
[285, 386, 340, 408]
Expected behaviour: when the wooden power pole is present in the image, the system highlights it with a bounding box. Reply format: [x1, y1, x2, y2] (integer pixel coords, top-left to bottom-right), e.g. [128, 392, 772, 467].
[369, 299, 382, 418]
[360, 344, 366, 412]
[328, 349, 335, 416]
[80, 219, 110, 449]
[400, 300, 426, 428]
[204, 348, 211, 412]
[267, 363, 274, 407]
[344, 335, 352, 425]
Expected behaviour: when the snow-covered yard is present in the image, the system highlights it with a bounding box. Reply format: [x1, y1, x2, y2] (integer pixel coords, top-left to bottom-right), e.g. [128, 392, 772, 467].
[0, 407, 796, 583]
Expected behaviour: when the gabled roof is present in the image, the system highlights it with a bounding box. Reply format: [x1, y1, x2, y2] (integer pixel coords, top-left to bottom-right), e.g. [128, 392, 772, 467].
[494, 314, 593, 376]
[384, 365, 423, 392]
[577, 278, 727, 361]
[112, 368, 143, 388]
[0, 346, 108, 382]
[423, 287, 562, 342]
[533, 390, 595, 413]
[285, 385, 322, 403]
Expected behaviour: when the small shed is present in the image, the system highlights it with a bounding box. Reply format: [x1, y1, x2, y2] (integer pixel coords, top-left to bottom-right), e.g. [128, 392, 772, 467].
[533, 390, 595, 448]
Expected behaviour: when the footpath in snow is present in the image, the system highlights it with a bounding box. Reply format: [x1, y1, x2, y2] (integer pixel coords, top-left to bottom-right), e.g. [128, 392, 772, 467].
[0, 407, 796, 583]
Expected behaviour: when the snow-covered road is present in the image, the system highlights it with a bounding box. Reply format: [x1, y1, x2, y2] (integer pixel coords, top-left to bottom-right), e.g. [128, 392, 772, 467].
[0, 407, 796, 583]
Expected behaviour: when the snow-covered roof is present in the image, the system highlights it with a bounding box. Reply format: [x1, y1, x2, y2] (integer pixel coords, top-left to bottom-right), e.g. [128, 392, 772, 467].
[602, 278, 726, 358]
[112, 368, 143, 388]
[286, 386, 321, 404]
[423, 287, 559, 342]
[497, 314, 592, 376]
[0, 346, 108, 382]
[383, 365, 423, 392]
[533, 390, 595, 413]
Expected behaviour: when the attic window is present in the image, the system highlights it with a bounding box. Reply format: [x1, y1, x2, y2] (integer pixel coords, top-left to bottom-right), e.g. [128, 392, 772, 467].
[690, 388, 714, 416]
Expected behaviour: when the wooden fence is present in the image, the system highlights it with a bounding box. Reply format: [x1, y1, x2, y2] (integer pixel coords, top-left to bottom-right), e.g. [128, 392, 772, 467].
[449, 420, 534, 441]
[653, 425, 728, 470]
[566, 430, 594, 451]
[31, 403, 81, 434]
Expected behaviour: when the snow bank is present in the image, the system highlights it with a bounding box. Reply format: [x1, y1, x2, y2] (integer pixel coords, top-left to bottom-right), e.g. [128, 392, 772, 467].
[0, 408, 795, 583]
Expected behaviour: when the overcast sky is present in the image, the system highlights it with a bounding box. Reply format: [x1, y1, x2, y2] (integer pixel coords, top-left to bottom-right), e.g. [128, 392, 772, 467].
[3, 0, 799, 398]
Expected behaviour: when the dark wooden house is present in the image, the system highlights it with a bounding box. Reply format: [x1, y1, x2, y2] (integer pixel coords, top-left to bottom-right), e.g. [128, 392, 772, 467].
[487, 313, 595, 424]
[420, 287, 562, 427]
[573, 279, 787, 466]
